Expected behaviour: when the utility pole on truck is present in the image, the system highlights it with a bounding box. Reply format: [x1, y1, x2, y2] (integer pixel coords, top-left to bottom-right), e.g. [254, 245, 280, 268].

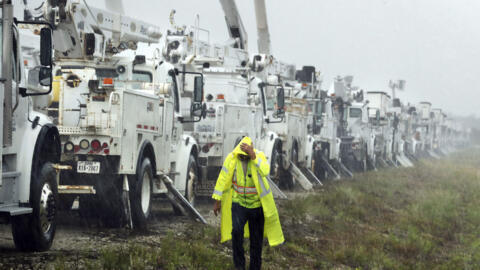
[0, 0, 65, 251]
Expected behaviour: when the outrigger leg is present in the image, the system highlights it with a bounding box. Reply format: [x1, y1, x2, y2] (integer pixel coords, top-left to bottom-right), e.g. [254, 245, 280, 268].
[266, 176, 288, 199]
[336, 160, 354, 178]
[319, 156, 341, 180]
[288, 161, 313, 191]
[162, 176, 207, 224]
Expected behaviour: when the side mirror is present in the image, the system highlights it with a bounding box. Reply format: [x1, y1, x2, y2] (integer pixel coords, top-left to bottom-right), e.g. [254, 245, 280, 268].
[193, 76, 203, 103]
[38, 67, 52, 86]
[275, 87, 285, 118]
[190, 76, 205, 120]
[133, 55, 146, 66]
[40, 28, 52, 66]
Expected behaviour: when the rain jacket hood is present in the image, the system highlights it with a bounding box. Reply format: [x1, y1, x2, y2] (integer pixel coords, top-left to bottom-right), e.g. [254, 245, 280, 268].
[232, 136, 252, 157]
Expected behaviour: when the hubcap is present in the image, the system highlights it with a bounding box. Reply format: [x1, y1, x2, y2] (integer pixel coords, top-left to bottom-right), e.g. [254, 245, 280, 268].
[187, 166, 197, 204]
[141, 172, 151, 215]
[39, 183, 55, 234]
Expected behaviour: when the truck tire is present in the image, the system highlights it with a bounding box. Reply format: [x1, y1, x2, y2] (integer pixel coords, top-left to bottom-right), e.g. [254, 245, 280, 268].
[130, 157, 153, 230]
[283, 145, 298, 190]
[172, 155, 198, 215]
[185, 155, 198, 206]
[270, 143, 282, 184]
[313, 150, 327, 181]
[11, 162, 58, 251]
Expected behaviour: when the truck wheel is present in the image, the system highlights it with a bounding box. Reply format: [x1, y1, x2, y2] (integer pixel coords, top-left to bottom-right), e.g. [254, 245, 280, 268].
[11, 162, 58, 251]
[270, 145, 282, 184]
[130, 157, 153, 230]
[185, 155, 198, 206]
[313, 150, 327, 180]
[173, 155, 198, 215]
[283, 145, 298, 190]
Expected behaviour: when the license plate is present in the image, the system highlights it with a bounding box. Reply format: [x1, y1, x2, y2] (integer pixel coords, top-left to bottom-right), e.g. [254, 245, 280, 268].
[77, 161, 100, 174]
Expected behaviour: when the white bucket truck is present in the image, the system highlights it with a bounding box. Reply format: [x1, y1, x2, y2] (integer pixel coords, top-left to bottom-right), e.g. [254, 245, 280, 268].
[42, 0, 206, 228]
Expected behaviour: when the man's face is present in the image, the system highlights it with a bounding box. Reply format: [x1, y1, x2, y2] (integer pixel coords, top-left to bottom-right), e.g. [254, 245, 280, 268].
[239, 154, 250, 161]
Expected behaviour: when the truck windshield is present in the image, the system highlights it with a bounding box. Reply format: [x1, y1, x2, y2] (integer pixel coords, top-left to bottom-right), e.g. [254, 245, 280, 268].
[315, 101, 323, 116]
[349, 108, 362, 118]
[265, 86, 276, 111]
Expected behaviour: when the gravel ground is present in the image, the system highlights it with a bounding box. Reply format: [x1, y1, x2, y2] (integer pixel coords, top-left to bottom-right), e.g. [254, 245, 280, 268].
[0, 197, 219, 269]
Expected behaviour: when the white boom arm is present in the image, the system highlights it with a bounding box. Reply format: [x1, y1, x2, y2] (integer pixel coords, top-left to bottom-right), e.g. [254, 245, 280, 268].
[43, 0, 161, 59]
[219, 0, 248, 50]
[253, 0, 271, 55]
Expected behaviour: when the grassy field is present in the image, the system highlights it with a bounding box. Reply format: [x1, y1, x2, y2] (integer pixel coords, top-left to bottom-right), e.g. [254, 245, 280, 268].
[54, 151, 480, 269]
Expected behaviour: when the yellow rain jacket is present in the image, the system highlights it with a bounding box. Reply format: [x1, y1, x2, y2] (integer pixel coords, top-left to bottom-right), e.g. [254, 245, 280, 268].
[212, 137, 285, 247]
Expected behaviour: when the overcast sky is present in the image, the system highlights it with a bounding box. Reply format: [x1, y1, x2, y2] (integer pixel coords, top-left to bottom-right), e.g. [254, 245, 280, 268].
[89, 0, 480, 117]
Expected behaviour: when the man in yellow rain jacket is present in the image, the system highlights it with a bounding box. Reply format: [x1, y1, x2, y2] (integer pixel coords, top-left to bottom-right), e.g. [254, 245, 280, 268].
[213, 137, 284, 270]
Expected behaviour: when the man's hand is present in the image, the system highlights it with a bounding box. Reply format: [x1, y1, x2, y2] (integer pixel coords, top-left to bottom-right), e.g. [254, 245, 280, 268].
[213, 200, 221, 216]
[240, 143, 256, 160]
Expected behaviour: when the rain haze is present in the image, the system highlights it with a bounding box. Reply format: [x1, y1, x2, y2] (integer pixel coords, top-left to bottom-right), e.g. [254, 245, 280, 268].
[90, 0, 480, 117]
[1, 1, 478, 268]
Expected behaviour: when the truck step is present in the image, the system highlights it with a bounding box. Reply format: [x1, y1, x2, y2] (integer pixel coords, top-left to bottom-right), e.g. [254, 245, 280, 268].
[288, 161, 313, 191]
[2, 171, 21, 179]
[266, 176, 288, 199]
[58, 185, 96, 194]
[0, 204, 32, 216]
[1, 171, 21, 187]
[161, 176, 207, 224]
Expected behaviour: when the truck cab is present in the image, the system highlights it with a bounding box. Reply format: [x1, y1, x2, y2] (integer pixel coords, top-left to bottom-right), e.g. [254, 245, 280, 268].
[0, 2, 61, 251]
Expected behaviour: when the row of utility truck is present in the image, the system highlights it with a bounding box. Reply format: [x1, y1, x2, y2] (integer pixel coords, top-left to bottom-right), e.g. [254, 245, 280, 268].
[0, 0, 469, 251]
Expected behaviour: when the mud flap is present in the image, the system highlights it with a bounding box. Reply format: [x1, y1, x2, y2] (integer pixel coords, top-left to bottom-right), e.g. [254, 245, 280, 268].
[266, 176, 288, 199]
[319, 156, 341, 180]
[122, 175, 133, 229]
[288, 161, 313, 190]
[161, 176, 207, 224]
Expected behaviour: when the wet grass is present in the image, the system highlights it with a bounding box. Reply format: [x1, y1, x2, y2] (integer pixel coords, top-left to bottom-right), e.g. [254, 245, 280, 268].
[52, 150, 480, 269]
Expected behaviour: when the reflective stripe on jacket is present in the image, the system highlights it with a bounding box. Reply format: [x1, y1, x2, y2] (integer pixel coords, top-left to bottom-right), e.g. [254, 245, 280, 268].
[212, 136, 285, 247]
[232, 161, 261, 209]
